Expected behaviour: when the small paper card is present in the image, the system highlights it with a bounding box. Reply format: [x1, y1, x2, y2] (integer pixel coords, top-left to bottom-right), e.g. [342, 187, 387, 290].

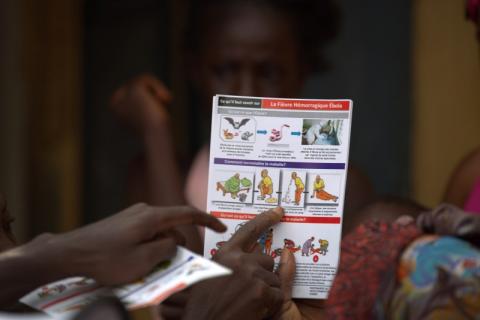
[21, 247, 231, 319]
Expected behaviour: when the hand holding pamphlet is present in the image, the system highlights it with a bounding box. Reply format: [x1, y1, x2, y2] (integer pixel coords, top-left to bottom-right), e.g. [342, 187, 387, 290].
[204, 95, 353, 299]
[20, 247, 230, 319]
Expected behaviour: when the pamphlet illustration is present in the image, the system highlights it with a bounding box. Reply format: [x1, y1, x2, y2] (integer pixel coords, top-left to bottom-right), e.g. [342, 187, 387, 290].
[21, 247, 231, 319]
[220, 116, 256, 143]
[302, 119, 343, 145]
[281, 171, 307, 207]
[254, 169, 280, 205]
[213, 171, 254, 204]
[307, 173, 340, 204]
[0, 313, 51, 320]
[258, 228, 274, 256]
[269, 124, 290, 142]
[204, 95, 353, 299]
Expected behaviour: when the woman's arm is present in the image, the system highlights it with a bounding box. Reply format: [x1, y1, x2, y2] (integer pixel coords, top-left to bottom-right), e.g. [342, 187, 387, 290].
[444, 147, 480, 207]
[110, 74, 185, 205]
[110, 74, 202, 252]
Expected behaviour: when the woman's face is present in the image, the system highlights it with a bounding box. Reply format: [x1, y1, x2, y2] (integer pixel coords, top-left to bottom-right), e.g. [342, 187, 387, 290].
[191, 3, 307, 112]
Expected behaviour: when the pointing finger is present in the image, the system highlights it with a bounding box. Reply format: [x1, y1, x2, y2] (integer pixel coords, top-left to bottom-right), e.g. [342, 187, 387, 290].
[226, 207, 283, 251]
[277, 249, 296, 300]
[146, 206, 227, 234]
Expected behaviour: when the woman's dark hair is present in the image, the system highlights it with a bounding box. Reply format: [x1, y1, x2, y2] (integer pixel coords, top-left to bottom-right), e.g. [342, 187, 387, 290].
[184, 0, 341, 72]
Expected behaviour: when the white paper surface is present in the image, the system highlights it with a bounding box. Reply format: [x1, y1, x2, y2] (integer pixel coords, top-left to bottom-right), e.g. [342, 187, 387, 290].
[0, 313, 51, 320]
[204, 95, 353, 299]
[20, 247, 231, 319]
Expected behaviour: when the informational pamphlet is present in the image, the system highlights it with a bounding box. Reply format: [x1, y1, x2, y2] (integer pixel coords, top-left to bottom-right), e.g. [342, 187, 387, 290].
[204, 95, 353, 299]
[0, 313, 50, 320]
[21, 247, 231, 319]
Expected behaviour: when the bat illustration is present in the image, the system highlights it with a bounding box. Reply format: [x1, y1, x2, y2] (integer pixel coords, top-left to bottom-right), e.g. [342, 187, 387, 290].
[224, 117, 250, 129]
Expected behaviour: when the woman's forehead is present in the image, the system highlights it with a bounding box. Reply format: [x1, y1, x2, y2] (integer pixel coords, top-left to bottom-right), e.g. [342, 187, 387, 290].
[201, 3, 295, 43]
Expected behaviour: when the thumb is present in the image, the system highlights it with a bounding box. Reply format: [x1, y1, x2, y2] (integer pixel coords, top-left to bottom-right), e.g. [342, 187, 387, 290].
[251, 242, 263, 254]
[277, 249, 296, 300]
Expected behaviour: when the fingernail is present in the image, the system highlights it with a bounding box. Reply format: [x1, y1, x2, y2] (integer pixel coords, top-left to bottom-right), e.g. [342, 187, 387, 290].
[273, 207, 284, 216]
[280, 249, 292, 266]
[282, 247, 294, 261]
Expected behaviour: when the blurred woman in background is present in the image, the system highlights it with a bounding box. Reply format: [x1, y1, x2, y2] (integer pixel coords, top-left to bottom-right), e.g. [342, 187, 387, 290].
[110, 0, 374, 228]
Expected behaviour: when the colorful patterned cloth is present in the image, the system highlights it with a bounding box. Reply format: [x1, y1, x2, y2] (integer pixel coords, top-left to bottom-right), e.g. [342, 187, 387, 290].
[325, 220, 421, 319]
[326, 204, 480, 319]
[387, 236, 480, 319]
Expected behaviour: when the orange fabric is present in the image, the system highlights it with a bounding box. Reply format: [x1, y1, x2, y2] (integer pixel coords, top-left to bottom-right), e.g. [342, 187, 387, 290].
[315, 189, 337, 201]
[295, 188, 304, 204]
[265, 239, 272, 255]
[261, 184, 273, 197]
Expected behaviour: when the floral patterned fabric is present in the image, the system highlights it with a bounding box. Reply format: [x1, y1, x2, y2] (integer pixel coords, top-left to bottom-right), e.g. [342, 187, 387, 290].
[325, 220, 421, 319]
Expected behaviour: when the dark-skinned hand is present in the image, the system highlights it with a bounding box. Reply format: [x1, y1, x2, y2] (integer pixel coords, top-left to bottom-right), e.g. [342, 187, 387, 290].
[110, 74, 172, 134]
[276, 250, 326, 320]
[160, 207, 285, 320]
[27, 203, 226, 286]
[0, 203, 226, 308]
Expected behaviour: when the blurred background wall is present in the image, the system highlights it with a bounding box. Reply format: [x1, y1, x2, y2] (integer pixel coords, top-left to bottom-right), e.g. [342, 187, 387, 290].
[84, 0, 170, 222]
[307, 0, 412, 198]
[83, 0, 413, 222]
[0, 0, 83, 240]
[0, 0, 29, 241]
[0, 0, 478, 240]
[412, 0, 480, 207]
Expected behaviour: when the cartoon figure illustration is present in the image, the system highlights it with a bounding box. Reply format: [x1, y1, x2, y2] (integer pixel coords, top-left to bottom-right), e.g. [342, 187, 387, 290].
[283, 238, 301, 253]
[284, 238, 295, 249]
[223, 129, 234, 140]
[282, 179, 294, 204]
[224, 117, 250, 130]
[258, 169, 273, 200]
[258, 232, 267, 253]
[38, 284, 67, 298]
[258, 229, 273, 255]
[270, 124, 290, 142]
[238, 193, 247, 202]
[311, 175, 338, 202]
[186, 263, 209, 276]
[272, 238, 304, 258]
[241, 131, 254, 141]
[302, 120, 340, 145]
[302, 236, 315, 256]
[271, 248, 283, 258]
[311, 239, 329, 256]
[265, 228, 274, 256]
[319, 239, 329, 255]
[68, 278, 90, 287]
[216, 173, 252, 199]
[291, 172, 304, 205]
